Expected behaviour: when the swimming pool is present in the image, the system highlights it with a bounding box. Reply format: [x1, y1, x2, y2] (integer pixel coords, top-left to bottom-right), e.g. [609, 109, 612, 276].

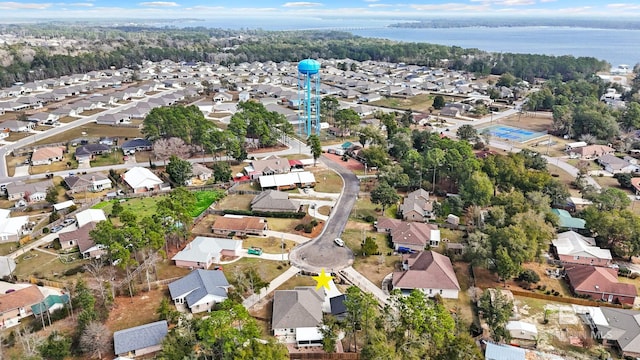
[481, 124, 547, 143]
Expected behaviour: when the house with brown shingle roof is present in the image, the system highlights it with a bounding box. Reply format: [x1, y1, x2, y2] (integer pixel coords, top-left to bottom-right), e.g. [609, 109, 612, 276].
[31, 146, 64, 166]
[570, 145, 615, 160]
[375, 217, 440, 251]
[565, 264, 637, 305]
[0, 285, 45, 328]
[211, 216, 267, 237]
[392, 251, 460, 299]
[244, 155, 291, 179]
[58, 222, 106, 259]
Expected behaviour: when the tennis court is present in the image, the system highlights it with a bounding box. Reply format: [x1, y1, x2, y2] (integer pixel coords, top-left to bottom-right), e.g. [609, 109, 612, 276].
[481, 124, 547, 143]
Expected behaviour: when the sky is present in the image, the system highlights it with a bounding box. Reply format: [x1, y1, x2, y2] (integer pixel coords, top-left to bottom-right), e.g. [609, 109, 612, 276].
[2, 1, 640, 20]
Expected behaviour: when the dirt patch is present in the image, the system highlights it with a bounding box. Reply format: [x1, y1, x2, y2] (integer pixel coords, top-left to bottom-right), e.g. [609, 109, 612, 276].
[105, 288, 167, 332]
[473, 263, 572, 297]
[344, 221, 375, 231]
[323, 152, 365, 172]
[495, 111, 554, 132]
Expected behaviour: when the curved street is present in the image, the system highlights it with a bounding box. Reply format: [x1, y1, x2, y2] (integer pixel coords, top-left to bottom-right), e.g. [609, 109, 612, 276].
[289, 155, 357, 273]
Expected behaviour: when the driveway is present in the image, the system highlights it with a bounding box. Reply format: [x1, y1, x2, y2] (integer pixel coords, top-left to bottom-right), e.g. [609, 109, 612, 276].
[289, 155, 356, 273]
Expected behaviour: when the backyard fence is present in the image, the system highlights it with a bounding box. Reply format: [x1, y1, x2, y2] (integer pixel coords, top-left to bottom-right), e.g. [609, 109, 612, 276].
[508, 289, 625, 309]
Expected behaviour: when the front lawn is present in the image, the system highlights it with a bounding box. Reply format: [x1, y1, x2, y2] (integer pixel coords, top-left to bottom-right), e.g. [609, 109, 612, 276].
[90, 151, 125, 167]
[93, 196, 165, 218]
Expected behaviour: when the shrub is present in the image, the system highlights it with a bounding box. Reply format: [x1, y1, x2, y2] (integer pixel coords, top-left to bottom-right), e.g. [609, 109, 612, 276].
[303, 223, 314, 233]
[545, 290, 551, 295]
[310, 219, 318, 227]
[363, 215, 375, 223]
[294, 224, 305, 231]
[63, 266, 84, 276]
[517, 269, 541, 284]
[43, 227, 50, 234]
[619, 267, 631, 277]
[630, 273, 640, 279]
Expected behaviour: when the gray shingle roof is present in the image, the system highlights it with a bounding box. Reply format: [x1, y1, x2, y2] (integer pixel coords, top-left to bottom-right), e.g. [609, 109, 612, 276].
[271, 287, 323, 329]
[251, 190, 299, 212]
[168, 269, 229, 308]
[113, 320, 168, 355]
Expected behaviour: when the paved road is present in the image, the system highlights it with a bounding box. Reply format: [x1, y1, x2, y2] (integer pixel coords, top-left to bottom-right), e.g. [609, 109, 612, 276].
[9, 225, 75, 260]
[289, 155, 357, 273]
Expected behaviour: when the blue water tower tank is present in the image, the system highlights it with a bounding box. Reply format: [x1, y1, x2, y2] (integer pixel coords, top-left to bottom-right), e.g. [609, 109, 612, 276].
[298, 59, 320, 75]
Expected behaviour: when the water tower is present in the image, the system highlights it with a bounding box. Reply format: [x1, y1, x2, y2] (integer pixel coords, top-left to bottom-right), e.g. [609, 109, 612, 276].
[297, 59, 321, 137]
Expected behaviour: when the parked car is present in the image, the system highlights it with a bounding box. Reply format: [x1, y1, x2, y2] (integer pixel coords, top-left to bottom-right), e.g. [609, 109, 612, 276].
[247, 247, 263, 256]
[50, 225, 64, 233]
[62, 218, 76, 226]
[334, 238, 345, 247]
[397, 246, 414, 254]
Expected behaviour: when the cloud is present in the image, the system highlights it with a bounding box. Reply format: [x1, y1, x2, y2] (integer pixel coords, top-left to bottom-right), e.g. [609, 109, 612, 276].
[138, 1, 179, 7]
[409, 3, 489, 12]
[470, 0, 535, 5]
[363, 0, 380, 2]
[0, 2, 52, 9]
[68, 2, 94, 6]
[282, 2, 323, 7]
[369, 3, 392, 7]
[607, 3, 640, 10]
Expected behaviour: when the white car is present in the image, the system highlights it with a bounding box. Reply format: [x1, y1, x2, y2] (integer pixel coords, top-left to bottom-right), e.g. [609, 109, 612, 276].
[334, 238, 344, 247]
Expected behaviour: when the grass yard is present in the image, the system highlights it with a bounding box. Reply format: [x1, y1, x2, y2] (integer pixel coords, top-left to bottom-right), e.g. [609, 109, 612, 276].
[30, 153, 78, 174]
[317, 205, 331, 216]
[0, 242, 18, 256]
[275, 274, 316, 290]
[216, 194, 255, 211]
[14, 250, 88, 281]
[547, 164, 581, 197]
[342, 228, 399, 287]
[371, 93, 435, 112]
[93, 196, 165, 218]
[80, 108, 106, 116]
[33, 123, 143, 147]
[350, 196, 395, 222]
[58, 116, 79, 124]
[264, 218, 301, 233]
[6, 132, 32, 142]
[223, 257, 290, 284]
[190, 190, 225, 217]
[155, 259, 192, 280]
[594, 175, 625, 189]
[90, 151, 125, 167]
[243, 237, 297, 254]
[311, 168, 343, 193]
[449, 262, 478, 329]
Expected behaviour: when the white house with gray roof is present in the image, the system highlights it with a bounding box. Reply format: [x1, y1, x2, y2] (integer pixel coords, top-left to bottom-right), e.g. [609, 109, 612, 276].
[172, 236, 242, 269]
[113, 320, 168, 358]
[272, 287, 324, 346]
[168, 269, 229, 313]
[250, 190, 300, 213]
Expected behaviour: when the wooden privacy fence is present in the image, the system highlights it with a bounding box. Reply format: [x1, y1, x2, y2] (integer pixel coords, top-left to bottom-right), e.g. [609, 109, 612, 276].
[508, 289, 625, 309]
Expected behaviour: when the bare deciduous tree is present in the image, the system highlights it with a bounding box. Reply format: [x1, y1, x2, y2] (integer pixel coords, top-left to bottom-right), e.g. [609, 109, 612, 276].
[80, 321, 111, 359]
[16, 327, 41, 357]
[153, 137, 191, 165]
[85, 259, 116, 310]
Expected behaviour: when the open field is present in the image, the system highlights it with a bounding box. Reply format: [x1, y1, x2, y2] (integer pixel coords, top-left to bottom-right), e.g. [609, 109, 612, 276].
[93, 195, 165, 218]
[311, 167, 343, 193]
[33, 123, 143, 146]
[216, 194, 254, 211]
[222, 257, 290, 284]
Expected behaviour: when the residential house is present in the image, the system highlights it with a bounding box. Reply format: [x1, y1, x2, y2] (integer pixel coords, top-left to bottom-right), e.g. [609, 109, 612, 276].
[27, 112, 58, 125]
[506, 321, 538, 342]
[75, 209, 107, 228]
[258, 172, 316, 191]
[31, 146, 64, 166]
[391, 251, 460, 298]
[75, 143, 112, 163]
[168, 269, 230, 313]
[272, 287, 324, 346]
[122, 167, 163, 193]
[5, 179, 52, 202]
[551, 209, 586, 230]
[213, 92, 234, 103]
[60, 222, 105, 259]
[584, 307, 640, 358]
[0, 209, 29, 242]
[250, 190, 300, 213]
[95, 112, 131, 126]
[632, 177, 640, 195]
[211, 216, 267, 237]
[244, 156, 291, 179]
[398, 188, 435, 222]
[187, 163, 213, 185]
[598, 153, 639, 174]
[552, 230, 612, 267]
[64, 173, 112, 194]
[121, 138, 152, 153]
[375, 217, 441, 251]
[1, 120, 33, 132]
[172, 236, 243, 269]
[565, 265, 637, 305]
[0, 286, 45, 329]
[113, 320, 168, 358]
[569, 145, 615, 160]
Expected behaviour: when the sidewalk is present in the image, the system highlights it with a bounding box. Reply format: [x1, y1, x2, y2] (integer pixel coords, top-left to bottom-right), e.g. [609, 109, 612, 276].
[339, 266, 389, 306]
[242, 265, 300, 309]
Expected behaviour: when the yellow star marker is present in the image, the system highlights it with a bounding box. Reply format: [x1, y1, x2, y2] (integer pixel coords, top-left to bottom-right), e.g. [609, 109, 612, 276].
[313, 268, 332, 291]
